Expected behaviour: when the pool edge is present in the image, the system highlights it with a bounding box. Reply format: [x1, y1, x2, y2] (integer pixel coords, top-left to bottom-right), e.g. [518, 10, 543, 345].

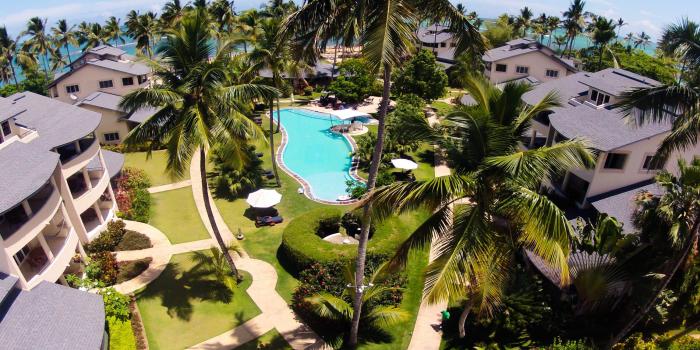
[273, 108, 364, 206]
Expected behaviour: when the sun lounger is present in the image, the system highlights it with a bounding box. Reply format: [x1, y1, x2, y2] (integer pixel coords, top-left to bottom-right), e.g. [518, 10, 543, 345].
[255, 215, 283, 227]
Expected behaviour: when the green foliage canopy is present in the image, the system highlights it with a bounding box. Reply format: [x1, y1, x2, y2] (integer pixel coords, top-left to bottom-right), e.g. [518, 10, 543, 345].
[392, 50, 448, 102]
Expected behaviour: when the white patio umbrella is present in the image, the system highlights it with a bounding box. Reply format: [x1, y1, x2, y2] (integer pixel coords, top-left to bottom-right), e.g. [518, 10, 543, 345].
[391, 158, 418, 170]
[246, 189, 282, 208]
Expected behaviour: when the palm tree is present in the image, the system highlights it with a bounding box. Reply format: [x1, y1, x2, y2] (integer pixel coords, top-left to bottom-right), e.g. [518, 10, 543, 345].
[191, 245, 243, 291]
[624, 32, 635, 48]
[634, 31, 652, 50]
[0, 26, 34, 88]
[78, 22, 106, 50]
[659, 19, 700, 81]
[607, 159, 700, 346]
[592, 16, 617, 68]
[234, 10, 262, 54]
[284, 1, 485, 345]
[554, 34, 568, 53]
[304, 263, 409, 346]
[119, 9, 278, 283]
[515, 7, 533, 38]
[546, 16, 560, 47]
[563, 0, 586, 57]
[104, 16, 124, 47]
[616, 18, 627, 38]
[367, 75, 595, 339]
[51, 19, 77, 65]
[249, 17, 288, 186]
[126, 10, 158, 58]
[209, 0, 236, 33]
[160, 0, 187, 29]
[21, 17, 52, 79]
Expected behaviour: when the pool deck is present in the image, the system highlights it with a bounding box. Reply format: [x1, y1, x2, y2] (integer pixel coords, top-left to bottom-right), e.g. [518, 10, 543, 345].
[272, 110, 364, 206]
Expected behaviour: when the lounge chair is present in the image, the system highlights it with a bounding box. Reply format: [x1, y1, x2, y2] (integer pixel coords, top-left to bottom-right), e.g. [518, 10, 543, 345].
[255, 215, 283, 227]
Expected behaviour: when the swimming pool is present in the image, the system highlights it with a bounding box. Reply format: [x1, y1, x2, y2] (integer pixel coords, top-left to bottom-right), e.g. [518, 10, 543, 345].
[277, 108, 362, 202]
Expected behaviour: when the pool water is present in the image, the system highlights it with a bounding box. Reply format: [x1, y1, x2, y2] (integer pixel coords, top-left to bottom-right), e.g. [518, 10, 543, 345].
[278, 108, 360, 202]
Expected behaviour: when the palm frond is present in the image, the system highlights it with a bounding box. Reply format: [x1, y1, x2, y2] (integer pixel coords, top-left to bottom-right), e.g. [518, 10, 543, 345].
[305, 292, 353, 322]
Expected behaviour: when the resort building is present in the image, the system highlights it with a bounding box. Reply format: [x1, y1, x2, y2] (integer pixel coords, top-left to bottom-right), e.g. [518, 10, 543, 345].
[416, 24, 459, 67]
[483, 38, 579, 84]
[76, 91, 158, 145]
[48, 45, 151, 104]
[519, 68, 700, 230]
[0, 91, 123, 290]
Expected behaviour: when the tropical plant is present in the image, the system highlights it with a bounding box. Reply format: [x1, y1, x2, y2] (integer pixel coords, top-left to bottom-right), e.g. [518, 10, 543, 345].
[211, 144, 264, 198]
[328, 58, 377, 104]
[562, 0, 587, 57]
[392, 49, 448, 102]
[367, 74, 594, 338]
[634, 32, 652, 50]
[659, 19, 700, 83]
[284, 1, 485, 344]
[104, 17, 124, 47]
[234, 10, 262, 54]
[0, 26, 34, 87]
[608, 159, 700, 346]
[21, 17, 52, 79]
[51, 19, 78, 65]
[209, 0, 236, 33]
[125, 10, 158, 57]
[160, 0, 188, 29]
[591, 16, 617, 68]
[78, 22, 106, 50]
[514, 7, 533, 37]
[483, 16, 514, 48]
[554, 35, 568, 53]
[119, 9, 278, 282]
[547, 16, 561, 47]
[616, 18, 627, 37]
[624, 32, 635, 48]
[304, 263, 409, 346]
[191, 245, 243, 291]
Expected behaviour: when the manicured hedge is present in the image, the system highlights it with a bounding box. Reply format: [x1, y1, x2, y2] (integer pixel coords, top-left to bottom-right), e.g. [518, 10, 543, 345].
[280, 208, 428, 274]
[107, 316, 137, 350]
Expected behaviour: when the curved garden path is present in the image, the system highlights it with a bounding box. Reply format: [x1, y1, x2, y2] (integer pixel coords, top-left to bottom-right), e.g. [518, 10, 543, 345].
[406, 115, 450, 350]
[188, 150, 329, 350]
[148, 180, 193, 193]
[112, 220, 173, 294]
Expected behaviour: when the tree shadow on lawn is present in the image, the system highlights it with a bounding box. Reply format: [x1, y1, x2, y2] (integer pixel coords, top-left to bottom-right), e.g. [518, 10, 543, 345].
[136, 262, 234, 321]
[416, 149, 435, 164]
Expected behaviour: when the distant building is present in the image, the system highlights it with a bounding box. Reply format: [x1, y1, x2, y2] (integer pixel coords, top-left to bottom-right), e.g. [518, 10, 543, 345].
[519, 68, 700, 231]
[76, 91, 159, 145]
[416, 24, 459, 67]
[483, 38, 579, 84]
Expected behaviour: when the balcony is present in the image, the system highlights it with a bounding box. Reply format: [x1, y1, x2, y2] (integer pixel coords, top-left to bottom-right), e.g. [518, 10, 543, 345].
[0, 182, 61, 243]
[61, 138, 100, 176]
[56, 136, 97, 165]
[16, 227, 79, 289]
[82, 201, 115, 240]
[68, 168, 110, 214]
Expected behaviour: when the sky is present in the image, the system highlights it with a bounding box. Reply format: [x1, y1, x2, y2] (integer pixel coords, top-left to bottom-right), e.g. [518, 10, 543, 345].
[1, 0, 698, 41]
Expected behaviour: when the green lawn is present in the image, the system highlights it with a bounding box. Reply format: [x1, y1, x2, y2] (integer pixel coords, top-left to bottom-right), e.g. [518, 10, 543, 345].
[214, 117, 350, 301]
[430, 101, 455, 117]
[149, 187, 210, 244]
[124, 150, 189, 186]
[237, 329, 292, 350]
[136, 253, 260, 350]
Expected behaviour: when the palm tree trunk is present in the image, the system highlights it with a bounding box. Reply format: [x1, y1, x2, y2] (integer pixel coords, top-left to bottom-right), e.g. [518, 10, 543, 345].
[607, 217, 700, 347]
[275, 96, 281, 133]
[199, 147, 240, 279]
[458, 299, 475, 338]
[349, 63, 392, 348]
[331, 42, 339, 81]
[65, 45, 73, 65]
[598, 45, 605, 69]
[9, 60, 20, 88]
[269, 99, 281, 187]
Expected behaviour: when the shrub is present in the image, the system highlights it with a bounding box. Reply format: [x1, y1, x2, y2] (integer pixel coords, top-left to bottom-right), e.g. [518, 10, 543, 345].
[108, 317, 137, 350]
[392, 49, 448, 102]
[211, 145, 263, 199]
[316, 214, 341, 238]
[116, 167, 152, 223]
[100, 287, 131, 321]
[116, 258, 152, 283]
[86, 220, 128, 253]
[303, 86, 314, 96]
[129, 189, 151, 223]
[88, 252, 119, 285]
[115, 230, 152, 251]
[328, 58, 375, 104]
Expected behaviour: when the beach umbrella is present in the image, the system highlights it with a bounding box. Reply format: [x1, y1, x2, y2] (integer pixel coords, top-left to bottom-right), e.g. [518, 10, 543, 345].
[391, 158, 418, 170]
[246, 189, 282, 208]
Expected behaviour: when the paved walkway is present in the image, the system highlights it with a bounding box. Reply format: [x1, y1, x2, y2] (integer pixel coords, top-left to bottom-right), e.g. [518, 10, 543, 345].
[407, 115, 450, 350]
[148, 180, 192, 193]
[187, 149, 329, 350]
[113, 220, 174, 294]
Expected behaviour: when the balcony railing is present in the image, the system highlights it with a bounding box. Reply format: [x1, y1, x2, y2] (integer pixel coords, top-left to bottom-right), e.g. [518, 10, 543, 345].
[0, 183, 60, 242]
[57, 137, 96, 164]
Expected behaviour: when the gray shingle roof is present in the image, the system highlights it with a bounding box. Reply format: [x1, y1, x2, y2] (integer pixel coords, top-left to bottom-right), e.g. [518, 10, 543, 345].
[589, 180, 662, 233]
[549, 104, 671, 151]
[0, 281, 105, 350]
[77, 91, 158, 124]
[88, 45, 127, 57]
[0, 99, 26, 123]
[127, 106, 159, 123]
[0, 273, 18, 303]
[417, 25, 453, 43]
[483, 38, 577, 72]
[579, 68, 660, 96]
[87, 59, 151, 76]
[0, 142, 59, 214]
[0, 92, 101, 214]
[522, 72, 590, 105]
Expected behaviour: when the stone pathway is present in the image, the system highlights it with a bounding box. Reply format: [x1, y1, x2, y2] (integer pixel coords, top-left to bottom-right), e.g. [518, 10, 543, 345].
[148, 180, 192, 193]
[407, 115, 450, 350]
[113, 220, 173, 294]
[188, 149, 329, 349]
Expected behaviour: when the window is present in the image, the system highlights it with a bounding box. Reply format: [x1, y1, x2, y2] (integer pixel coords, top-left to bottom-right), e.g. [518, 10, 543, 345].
[603, 153, 627, 170]
[99, 80, 114, 89]
[642, 155, 664, 171]
[13, 245, 31, 265]
[516, 66, 529, 74]
[103, 132, 120, 142]
[590, 90, 598, 102]
[65, 84, 79, 94]
[604, 95, 611, 104]
[1, 121, 10, 136]
[122, 77, 134, 86]
[546, 69, 559, 78]
[440, 42, 446, 47]
[450, 42, 457, 47]
[137, 75, 148, 84]
[495, 64, 507, 72]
